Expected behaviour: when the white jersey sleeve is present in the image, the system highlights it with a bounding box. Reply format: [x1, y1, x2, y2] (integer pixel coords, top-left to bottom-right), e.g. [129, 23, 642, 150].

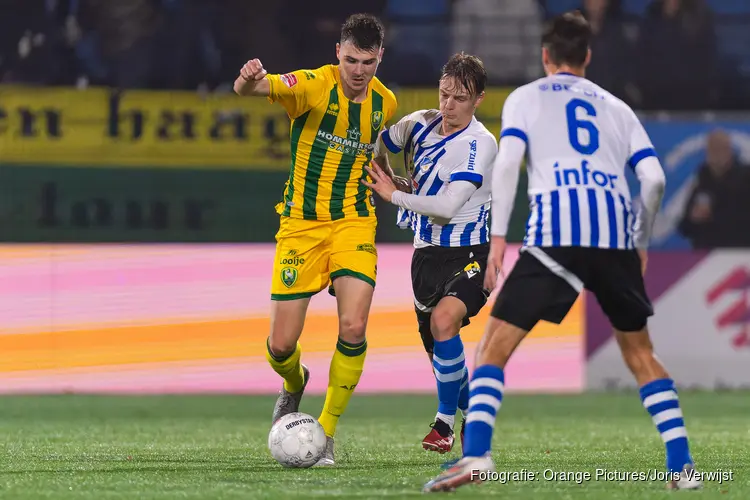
[490, 136, 526, 237]
[626, 108, 657, 165]
[624, 107, 666, 249]
[376, 110, 425, 156]
[374, 110, 435, 230]
[498, 86, 539, 145]
[490, 88, 534, 237]
[441, 135, 496, 187]
[391, 181, 477, 220]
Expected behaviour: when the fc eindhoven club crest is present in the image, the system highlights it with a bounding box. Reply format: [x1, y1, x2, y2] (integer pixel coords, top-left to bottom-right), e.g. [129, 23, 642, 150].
[417, 155, 435, 172]
[370, 111, 384, 131]
[281, 267, 298, 288]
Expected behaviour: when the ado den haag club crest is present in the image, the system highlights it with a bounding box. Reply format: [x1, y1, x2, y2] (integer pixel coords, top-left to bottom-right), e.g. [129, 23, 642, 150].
[281, 267, 298, 288]
[370, 111, 384, 131]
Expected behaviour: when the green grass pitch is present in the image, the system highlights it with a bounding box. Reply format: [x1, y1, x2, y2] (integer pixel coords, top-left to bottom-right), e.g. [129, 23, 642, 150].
[0, 392, 747, 499]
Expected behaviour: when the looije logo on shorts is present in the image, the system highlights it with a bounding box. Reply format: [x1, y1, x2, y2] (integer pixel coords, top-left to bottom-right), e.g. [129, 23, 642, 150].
[279, 249, 305, 266]
[281, 267, 298, 288]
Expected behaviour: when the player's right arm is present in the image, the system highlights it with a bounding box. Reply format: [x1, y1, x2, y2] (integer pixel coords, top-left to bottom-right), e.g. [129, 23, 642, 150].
[373, 111, 425, 174]
[484, 89, 530, 290]
[372, 110, 426, 192]
[234, 59, 322, 120]
[234, 59, 270, 96]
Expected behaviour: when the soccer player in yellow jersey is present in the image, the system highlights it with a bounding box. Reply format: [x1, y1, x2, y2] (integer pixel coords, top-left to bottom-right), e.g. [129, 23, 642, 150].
[233, 13, 398, 466]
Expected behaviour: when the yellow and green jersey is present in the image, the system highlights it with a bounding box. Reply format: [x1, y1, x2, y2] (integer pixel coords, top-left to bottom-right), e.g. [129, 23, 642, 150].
[266, 65, 398, 220]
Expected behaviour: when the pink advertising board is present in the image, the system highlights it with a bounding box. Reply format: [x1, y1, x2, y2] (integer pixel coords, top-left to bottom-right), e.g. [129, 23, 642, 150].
[0, 243, 584, 394]
[587, 250, 750, 390]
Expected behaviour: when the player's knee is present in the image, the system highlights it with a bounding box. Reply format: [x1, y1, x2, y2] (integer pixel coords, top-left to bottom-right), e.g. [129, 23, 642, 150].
[268, 300, 307, 354]
[267, 335, 296, 358]
[430, 307, 462, 342]
[268, 319, 303, 355]
[338, 315, 367, 343]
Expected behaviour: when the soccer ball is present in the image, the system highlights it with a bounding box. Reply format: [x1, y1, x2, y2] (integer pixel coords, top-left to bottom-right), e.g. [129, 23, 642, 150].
[268, 412, 327, 468]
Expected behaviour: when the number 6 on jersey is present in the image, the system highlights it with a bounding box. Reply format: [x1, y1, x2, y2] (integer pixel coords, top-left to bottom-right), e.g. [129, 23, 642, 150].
[566, 98, 599, 155]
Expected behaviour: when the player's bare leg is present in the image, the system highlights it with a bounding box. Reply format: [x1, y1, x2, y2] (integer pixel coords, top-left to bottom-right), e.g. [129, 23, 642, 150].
[615, 328, 668, 385]
[473, 317, 528, 368]
[616, 328, 701, 489]
[267, 298, 312, 424]
[422, 297, 469, 454]
[315, 276, 374, 466]
[424, 316, 528, 492]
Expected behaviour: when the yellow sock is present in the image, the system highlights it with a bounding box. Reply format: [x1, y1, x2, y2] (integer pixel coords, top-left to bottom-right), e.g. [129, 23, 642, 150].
[265, 339, 305, 393]
[319, 338, 367, 437]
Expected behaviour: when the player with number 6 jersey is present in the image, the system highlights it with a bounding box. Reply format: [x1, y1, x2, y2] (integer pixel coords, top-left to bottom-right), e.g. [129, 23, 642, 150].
[424, 11, 702, 493]
[501, 71, 650, 251]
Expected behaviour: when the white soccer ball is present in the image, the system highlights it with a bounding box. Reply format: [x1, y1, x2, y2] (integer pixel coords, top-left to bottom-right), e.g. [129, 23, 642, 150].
[268, 412, 327, 468]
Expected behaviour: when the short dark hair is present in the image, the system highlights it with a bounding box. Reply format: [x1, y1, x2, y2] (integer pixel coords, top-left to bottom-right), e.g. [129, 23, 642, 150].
[340, 13, 385, 51]
[541, 11, 591, 67]
[440, 53, 487, 97]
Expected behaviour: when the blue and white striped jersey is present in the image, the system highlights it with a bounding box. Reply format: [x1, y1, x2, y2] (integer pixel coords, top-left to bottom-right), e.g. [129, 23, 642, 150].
[499, 73, 657, 250]
[381, 109, 497, 248]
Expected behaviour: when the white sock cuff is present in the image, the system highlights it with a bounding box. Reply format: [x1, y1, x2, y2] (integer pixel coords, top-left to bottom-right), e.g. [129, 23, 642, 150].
[436, 412, 455, 428]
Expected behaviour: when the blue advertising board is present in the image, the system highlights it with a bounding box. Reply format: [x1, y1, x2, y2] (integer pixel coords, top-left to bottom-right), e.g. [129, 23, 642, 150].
[628, 118, 750, 249]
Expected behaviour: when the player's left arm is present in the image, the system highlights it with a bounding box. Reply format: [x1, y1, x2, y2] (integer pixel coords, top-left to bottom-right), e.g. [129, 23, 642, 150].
[626, 110, 666, 251]
[372, 138, 492, 220]
[389, 180, 478, 220]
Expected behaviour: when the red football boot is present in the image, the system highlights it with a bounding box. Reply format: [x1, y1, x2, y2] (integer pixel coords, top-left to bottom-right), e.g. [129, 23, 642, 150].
[422, 419, 454, 454]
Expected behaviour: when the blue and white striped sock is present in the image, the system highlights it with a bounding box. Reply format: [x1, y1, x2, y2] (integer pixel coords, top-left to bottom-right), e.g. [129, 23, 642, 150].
[433, 335, 466, 427]
[458, 367, 469, 418]
[463, 364, 504, 457]
[640, 378, 694, 473]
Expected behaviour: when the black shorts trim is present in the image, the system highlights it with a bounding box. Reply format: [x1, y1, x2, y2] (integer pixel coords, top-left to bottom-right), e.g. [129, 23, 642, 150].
[491, 246, 653, 333]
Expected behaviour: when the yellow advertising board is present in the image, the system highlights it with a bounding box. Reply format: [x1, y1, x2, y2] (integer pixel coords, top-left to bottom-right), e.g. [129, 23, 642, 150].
[0, 85, 513, 170]
[0, 85, 293, 169]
